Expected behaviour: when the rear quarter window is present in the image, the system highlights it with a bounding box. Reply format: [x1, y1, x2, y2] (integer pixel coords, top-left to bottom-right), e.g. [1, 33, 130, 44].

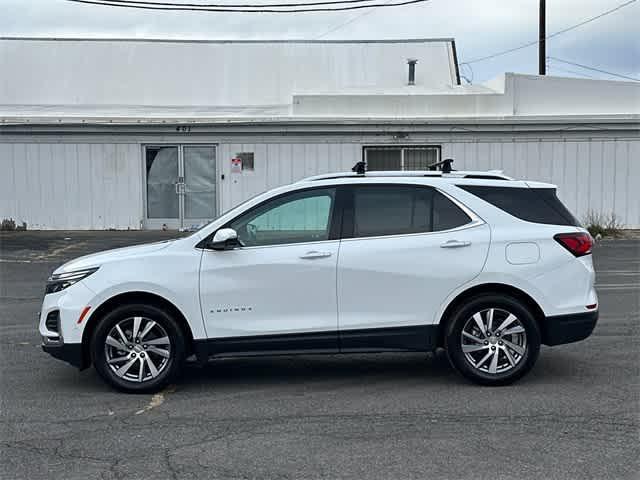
[458, 185, 580, 226]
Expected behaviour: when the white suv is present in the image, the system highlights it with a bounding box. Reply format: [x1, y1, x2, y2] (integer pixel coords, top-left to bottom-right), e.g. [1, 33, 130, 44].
[40, 166, 598, 392]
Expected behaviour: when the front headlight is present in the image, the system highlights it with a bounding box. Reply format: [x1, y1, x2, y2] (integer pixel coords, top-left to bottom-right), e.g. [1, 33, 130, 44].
[45, 267, 99, 294]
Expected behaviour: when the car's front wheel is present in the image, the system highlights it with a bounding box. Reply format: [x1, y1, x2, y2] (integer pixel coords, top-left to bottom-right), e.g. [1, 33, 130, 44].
[444, 294, 541, 386]
[91, 304, 186, 393]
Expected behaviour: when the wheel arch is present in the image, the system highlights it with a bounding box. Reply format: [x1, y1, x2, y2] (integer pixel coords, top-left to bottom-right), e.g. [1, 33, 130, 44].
[437, 283, 546, 347]
[80, 291, 194, 369]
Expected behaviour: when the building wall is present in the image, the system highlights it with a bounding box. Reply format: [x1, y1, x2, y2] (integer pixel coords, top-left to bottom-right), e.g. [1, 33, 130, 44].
[220, 138, 640, 227]
[0, 38, 457, 107]
[216, 142, 361, 212]
[445, 139, 640, 228]
[1, 135, 639, 229]
[292, 73, 640, 117]
[0, 142, 143, 230]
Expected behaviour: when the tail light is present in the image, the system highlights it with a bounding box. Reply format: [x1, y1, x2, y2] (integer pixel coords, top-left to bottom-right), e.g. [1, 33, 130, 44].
[554, 232, 593, 257]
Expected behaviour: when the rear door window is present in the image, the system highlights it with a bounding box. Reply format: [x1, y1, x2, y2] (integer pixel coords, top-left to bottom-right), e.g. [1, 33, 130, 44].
[458, 185, 580, 226]
[350, 185, 472, 238]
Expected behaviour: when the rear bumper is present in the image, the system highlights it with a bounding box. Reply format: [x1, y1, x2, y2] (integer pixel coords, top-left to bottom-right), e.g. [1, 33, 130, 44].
[42, 342, 85, 370]
[541, 310, 598, 346]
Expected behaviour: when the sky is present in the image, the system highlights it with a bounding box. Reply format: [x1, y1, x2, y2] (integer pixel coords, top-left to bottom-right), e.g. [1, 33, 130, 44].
[1, 0, 638, 83]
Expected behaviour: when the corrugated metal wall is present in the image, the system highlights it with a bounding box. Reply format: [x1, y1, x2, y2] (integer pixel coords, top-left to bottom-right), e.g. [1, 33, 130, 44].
[217, 143, 361, 212]
[443, 139, 640, 228]
[1, 137, 638, 229]
[219, 139, 640, 228]
[0, 143, 143, 229]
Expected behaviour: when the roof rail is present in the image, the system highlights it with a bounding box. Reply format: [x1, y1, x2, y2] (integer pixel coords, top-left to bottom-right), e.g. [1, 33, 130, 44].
[428, 158, 455, 173]
[299, 168, 513, 183]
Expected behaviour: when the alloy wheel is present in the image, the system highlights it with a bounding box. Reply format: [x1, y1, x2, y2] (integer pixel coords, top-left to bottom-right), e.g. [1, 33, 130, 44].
[460, 308, 527, 375]
[104, 316, 172, 383]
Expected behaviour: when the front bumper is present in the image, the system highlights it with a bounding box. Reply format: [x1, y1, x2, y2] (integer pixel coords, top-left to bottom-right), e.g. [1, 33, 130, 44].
[42, 342, 86, 369]
[39, 281, 95, 345]
[541, 310, 598, 346]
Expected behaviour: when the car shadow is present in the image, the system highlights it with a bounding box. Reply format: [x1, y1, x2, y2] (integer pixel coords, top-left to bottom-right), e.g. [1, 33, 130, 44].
[45, 347, 588, 394]
[178, 349, 460, 390]
[177, 347, 595, 391]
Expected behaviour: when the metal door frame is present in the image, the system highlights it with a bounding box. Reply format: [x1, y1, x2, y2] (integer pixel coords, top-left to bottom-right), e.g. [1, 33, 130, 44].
[142, 144, 218, 230]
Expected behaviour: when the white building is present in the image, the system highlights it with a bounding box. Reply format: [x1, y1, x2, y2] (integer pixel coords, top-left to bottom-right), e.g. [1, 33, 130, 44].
[1, 37, 639, 229]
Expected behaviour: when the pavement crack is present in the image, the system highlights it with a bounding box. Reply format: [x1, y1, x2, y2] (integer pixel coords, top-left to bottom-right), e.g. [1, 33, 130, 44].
[2, 440, 114, 466]
[162, 448, 180, 480]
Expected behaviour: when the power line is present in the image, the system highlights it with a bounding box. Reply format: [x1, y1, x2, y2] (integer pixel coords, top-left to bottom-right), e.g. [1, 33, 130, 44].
[82, 0, 393, 7]
[65, 0, 429, 12]
[460, 0, 637, 64]
[458, 62, 474, 83]
[547, 64, 597, 79]
[315, 0, 400, 39]
[548, 56, 640, 82]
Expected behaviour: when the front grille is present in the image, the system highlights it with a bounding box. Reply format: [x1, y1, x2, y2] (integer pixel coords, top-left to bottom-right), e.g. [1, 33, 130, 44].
[45, 310, 60, 333]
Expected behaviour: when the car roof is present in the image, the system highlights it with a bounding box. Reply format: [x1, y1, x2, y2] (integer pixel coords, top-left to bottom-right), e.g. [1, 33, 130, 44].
[296, 170, 557, 189]
[299, 170, 514, 182]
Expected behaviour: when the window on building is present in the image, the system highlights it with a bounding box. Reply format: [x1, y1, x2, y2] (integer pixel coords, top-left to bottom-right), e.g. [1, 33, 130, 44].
[363, 146, 440, 171]
[351, 185, 471, 238]
[230, 188, 335, 247]
[236, 152, 255, 171]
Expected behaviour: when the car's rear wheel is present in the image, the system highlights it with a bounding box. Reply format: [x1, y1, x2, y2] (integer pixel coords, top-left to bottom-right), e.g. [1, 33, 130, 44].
[444, 294, 541, 386]
[91, 304, 186, 393]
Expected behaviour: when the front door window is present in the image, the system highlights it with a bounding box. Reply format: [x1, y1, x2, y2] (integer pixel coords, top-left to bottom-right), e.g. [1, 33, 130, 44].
[229, 188, 335, 247]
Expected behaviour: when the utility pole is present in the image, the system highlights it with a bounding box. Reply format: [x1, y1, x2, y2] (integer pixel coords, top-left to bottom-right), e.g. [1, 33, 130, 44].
[539, 0, 546, 75]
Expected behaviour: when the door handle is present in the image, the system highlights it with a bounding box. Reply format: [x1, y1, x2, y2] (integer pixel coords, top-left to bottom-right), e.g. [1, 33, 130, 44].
[300, 251, 333, 259]
[440, 240, 471, 248]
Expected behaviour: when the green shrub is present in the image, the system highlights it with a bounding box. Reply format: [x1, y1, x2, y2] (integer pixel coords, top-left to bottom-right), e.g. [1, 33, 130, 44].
[583, 211, 624, 238]
[1, 218, 16, 231]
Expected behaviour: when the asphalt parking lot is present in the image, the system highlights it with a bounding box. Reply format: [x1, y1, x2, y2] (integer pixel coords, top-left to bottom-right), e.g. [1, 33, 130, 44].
[1, 231, 638, 480]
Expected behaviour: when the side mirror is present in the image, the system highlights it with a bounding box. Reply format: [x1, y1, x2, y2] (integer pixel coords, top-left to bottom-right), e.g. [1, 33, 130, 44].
[210, 228, 241, 251]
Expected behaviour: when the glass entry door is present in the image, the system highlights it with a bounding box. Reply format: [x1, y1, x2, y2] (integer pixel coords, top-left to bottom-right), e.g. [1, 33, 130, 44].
[145, 146, 180, 229]
[144, 145, 217, 230]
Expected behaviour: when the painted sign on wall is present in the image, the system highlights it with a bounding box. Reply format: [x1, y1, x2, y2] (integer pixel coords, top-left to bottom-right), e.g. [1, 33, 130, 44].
[231, 157, 242, 173]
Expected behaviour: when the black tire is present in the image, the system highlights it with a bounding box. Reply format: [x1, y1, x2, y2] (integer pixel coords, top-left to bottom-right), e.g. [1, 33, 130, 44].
[444, 294, 541, 386]
[91, 303, 186, 393]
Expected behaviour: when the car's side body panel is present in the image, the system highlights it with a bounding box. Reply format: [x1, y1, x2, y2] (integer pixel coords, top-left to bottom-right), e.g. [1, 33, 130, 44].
[337, 222, 491, 330]
[193, 324, 440, 359]
[198, 240, 340, 340]
[39, 239, 208, 344]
